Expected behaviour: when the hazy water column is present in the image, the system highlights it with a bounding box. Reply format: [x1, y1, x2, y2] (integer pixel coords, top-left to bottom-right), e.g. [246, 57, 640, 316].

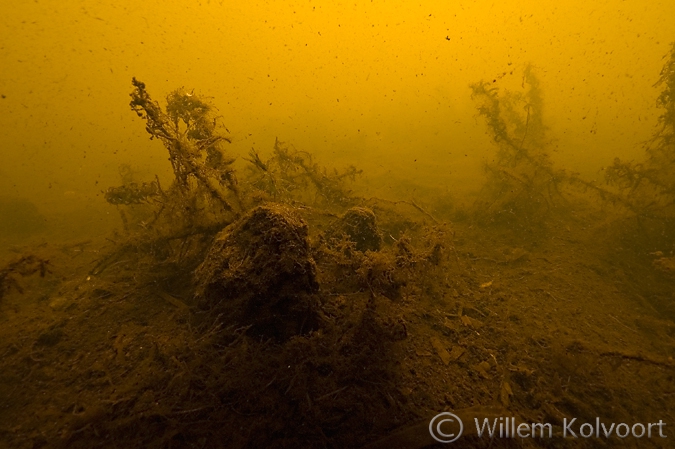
[0, 0, 673, 225]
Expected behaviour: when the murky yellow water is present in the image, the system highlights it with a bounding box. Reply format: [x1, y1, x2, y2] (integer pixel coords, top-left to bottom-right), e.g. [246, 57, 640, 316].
[2, 0, 674, 245]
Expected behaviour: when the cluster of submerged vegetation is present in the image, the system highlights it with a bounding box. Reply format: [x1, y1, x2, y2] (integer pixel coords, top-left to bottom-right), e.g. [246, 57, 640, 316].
[96, 42, 675, 280]
[470, 43, 675, 255]
[604, 42, 675, 241]
[101, 79, 364, 244]
[95, 75, 449, 337]
[96, 75, 445, 285]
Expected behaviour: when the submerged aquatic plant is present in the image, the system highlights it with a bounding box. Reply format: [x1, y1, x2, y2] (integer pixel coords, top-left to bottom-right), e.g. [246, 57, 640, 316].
[469, 65, 567, 230]
[471, 64, 549, 166]
[245, 137, 362, 210]
[653, 41, 675, 152]
[128, 78, 241, 217]
[469, 44, 675, 249]
[604, 42, 675, 242]
[95, 80, 245, 276]
[606, 42, 675, 194]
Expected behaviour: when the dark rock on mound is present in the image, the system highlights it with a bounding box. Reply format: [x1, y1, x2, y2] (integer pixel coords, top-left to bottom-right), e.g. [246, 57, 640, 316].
[195, 204, 320, 340]
[326, 206, 382, 252]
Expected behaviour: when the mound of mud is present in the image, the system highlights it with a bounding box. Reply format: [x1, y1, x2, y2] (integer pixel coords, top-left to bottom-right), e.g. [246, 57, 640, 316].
[195, 204, 320, 340]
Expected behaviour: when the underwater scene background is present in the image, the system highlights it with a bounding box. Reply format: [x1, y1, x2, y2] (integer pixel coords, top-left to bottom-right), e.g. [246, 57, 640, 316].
[1, 1, 674, 448]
